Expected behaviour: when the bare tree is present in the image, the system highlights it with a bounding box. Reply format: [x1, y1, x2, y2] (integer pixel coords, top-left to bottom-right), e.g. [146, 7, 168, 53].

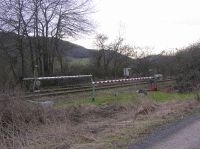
[0, 0, 30, 78]
[108, 37, 136, 78]
[95, 34, 108, 75]
[0, 0, 94, 78]
[95, 34, 136, 78]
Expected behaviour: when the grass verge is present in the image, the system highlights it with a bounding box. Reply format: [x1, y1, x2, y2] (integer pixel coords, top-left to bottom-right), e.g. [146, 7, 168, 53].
[54, 91, 196, 108]
[1, 90, 200, 149]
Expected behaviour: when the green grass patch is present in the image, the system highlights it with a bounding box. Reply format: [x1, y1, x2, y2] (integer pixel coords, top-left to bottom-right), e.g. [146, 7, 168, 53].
[83, 92, 137, 105]
[148, 91, 194, 102]
[69, 58, 90, 66]
[54, 91, 196, 108]
[54, 92, 137, 108]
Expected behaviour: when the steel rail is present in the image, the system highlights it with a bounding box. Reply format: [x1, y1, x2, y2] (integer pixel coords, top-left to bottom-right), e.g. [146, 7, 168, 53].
[23, 79, 174, 99]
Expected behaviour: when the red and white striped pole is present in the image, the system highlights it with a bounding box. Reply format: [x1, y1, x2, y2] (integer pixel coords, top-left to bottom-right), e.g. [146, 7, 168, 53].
[91, 76, 153, 100]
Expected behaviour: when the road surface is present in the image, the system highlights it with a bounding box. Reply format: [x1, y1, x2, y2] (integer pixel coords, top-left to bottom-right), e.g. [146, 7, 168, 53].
[129, 113, 200, 149]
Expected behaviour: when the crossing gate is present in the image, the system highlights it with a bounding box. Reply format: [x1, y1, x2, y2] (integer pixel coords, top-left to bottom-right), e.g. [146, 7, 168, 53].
[91, 76, 153, 101]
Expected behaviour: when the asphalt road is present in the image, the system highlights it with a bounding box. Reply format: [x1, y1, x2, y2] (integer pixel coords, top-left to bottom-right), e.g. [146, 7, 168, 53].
[129, 113, 200, 149]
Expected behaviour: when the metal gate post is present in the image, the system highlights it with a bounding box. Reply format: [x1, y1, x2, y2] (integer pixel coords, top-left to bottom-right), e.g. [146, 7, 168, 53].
[33, 65, 39, 92]
[91, 77, 95, 101]
[33, 66, 36, 92]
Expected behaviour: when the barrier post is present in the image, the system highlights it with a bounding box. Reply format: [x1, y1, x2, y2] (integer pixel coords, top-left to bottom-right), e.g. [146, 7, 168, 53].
[33, 65, 39, 92]
[91, 77, 95, 101]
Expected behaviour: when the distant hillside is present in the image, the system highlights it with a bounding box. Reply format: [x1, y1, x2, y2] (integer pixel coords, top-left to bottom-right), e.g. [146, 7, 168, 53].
[60, 40, 133, 62]
[63, 42, 97, 58]
[0, 32, 132, 62]
[146, 55, 175, 61]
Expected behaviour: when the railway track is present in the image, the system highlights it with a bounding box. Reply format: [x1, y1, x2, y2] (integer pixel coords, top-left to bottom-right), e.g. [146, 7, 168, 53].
[23, 79, 175, 99]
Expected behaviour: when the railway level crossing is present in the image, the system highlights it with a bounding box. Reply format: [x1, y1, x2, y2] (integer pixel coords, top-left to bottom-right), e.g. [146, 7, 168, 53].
[23, 75, 155, 100]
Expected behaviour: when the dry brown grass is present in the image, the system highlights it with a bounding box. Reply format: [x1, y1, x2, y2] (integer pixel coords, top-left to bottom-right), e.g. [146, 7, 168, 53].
[0, 93, 158, 149]
[0, 93, 199, 149]
[0, 93, 71, 149]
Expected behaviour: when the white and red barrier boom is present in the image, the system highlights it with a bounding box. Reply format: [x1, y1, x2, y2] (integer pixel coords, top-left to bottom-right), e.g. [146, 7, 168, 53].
[23, 75, 92, 81]
[92, 77, 153, 85]
[91, 76, 153, 101]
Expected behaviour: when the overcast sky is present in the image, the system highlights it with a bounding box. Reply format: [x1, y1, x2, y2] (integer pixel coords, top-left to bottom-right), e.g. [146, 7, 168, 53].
[71, 0, 200, 53]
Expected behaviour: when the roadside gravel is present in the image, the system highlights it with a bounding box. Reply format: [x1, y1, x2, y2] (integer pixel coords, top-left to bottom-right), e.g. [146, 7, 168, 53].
[129, 111, 200, 149]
